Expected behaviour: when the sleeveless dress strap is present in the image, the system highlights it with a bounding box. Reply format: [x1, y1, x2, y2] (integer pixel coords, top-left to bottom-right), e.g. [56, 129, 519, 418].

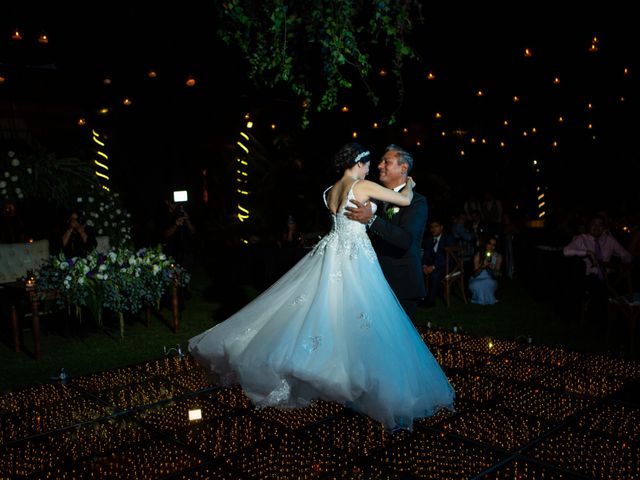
[348, 179, 361, 200]
[322, 186, 333, 209]
[324, 180, 360, 212]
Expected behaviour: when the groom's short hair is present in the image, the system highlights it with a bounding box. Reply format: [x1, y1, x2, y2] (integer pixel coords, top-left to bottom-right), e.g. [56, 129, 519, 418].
[385, 144, 413, 173]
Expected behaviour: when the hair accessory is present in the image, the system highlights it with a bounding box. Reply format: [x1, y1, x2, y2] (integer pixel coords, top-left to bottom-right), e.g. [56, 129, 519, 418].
[353, 151, 370, 164]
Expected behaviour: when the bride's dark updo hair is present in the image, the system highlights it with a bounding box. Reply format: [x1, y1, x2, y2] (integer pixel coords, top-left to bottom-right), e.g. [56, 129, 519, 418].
[334, 142, 371, 173]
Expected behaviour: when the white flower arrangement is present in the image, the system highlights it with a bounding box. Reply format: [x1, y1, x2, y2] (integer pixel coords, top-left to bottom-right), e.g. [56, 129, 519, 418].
[77, 186, 133, 248]
[0, 150, 33, 201]
[35, 247, 190, 338]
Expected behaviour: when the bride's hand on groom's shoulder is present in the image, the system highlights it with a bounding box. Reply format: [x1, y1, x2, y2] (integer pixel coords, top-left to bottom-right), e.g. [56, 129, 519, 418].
[406, 177, 416, 189]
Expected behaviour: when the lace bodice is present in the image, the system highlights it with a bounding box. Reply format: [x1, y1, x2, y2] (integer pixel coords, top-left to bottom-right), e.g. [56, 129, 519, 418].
[316, 182, 378, 262]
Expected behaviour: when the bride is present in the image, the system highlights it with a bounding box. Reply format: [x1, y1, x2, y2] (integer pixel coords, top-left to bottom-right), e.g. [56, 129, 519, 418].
[189, 142, 454, 431]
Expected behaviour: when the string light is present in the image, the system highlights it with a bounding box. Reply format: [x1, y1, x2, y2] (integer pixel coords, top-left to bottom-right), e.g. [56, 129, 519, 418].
[91, 129, 110, 191]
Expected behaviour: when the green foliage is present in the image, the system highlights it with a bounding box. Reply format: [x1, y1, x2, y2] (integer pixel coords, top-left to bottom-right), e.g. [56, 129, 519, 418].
[216, 0, 422, 126]
[0, 146, 98, 206]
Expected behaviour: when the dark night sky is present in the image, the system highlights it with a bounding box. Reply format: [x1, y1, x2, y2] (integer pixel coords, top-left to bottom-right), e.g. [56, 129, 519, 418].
[1, 5, 638, 234]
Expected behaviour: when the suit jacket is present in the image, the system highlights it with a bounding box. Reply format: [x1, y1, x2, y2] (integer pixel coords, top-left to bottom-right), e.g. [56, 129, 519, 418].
[368, 192, 427, 300]
[423, 233, 456, 271]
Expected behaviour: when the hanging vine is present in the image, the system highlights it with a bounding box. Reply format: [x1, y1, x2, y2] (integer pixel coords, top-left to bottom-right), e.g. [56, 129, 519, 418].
[216, 0, 422, 127]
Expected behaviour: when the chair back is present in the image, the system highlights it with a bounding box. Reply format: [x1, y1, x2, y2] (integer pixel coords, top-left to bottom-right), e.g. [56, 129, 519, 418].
[442, 245, 468, 306]
[444, 246, 464, 278]
[96, 236, 110, 254]
[0, 240, 50, 284]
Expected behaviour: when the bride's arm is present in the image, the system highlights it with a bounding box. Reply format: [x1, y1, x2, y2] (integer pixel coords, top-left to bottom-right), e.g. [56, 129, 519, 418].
[359, 178, 414, 206]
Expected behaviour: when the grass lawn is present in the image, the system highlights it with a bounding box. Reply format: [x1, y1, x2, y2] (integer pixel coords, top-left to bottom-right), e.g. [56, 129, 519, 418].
[1, 258, 634, 392]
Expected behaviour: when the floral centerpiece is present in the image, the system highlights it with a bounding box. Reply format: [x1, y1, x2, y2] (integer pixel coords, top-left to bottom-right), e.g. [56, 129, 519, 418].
[35, 246, 190, 338]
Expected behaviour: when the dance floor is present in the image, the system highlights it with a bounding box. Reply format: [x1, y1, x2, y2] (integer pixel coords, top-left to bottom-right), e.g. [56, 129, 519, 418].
[2, 328, 640, 479]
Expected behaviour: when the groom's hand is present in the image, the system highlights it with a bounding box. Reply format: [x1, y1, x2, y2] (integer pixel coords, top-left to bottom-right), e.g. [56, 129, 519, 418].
[344, 200, 373, 224]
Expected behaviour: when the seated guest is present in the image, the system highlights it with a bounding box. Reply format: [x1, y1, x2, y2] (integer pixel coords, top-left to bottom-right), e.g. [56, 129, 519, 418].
[469, 236, 502, 305]
[62, 210, 97, 258]
[563, 214, 632, 320]
[422, 219, 455, 307]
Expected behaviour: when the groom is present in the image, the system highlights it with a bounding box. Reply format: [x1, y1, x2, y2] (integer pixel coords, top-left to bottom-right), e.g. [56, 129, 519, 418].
[345, 144, 427, 320]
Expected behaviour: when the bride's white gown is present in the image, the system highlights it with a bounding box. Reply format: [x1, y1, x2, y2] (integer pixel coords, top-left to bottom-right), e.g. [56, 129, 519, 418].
[189, 183, 455, 430]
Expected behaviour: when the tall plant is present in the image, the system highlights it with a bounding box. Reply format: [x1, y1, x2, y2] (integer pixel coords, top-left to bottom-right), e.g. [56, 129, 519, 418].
[216, 0, 422, 126]
[0, 145, 99, 206]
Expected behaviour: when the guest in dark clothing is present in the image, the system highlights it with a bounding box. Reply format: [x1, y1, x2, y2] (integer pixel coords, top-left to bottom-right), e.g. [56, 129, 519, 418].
[61, 211, 97, 258]
[422, 219, 456, 307]
[0, 201, 24, 243]
[162, 200, 197, 273]
[161, 199, 197, 311]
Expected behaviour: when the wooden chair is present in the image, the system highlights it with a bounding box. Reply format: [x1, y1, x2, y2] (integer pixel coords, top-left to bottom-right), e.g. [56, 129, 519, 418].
[442, 245, 468, 307]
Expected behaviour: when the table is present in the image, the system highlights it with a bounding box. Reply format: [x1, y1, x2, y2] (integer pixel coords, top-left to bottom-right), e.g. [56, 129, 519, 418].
[3, 281, 47, 360]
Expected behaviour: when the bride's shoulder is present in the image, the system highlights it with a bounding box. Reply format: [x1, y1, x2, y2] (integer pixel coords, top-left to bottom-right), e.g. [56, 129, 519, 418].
[353, 179, 375, 189]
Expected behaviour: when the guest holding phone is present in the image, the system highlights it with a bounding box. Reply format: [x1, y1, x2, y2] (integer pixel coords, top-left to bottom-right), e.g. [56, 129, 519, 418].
[469, 236, 502, 305]
[62, 210, 97, 258]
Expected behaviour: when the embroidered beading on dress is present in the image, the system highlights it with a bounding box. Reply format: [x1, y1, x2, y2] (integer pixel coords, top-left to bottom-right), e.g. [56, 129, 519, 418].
[256, 378, 292, 407]
[229, 327, 255, 346]
[302, 336, 322, 352]
[359, 312, 371, 330]
[290, 294, 308, 306]
[329, 270, 343, 282]
[310, 217, 377, 263]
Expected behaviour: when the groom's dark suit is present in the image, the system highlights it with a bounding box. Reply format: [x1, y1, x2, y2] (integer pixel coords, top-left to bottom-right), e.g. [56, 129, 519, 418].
[367, 192, 428, 319]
